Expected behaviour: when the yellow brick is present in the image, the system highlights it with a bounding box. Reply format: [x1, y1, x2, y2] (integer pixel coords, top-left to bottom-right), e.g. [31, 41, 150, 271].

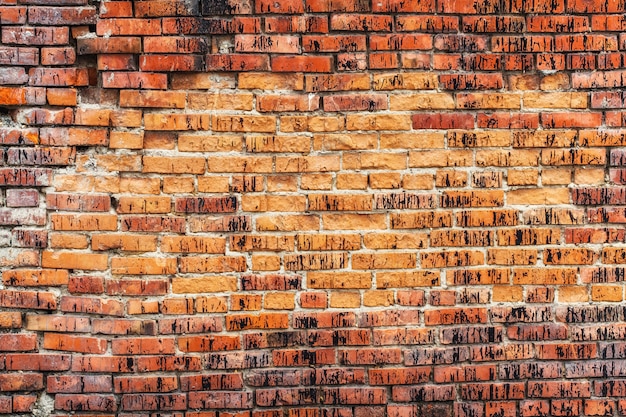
[116, 197, 171, 214]
[213, 115, 276, 133]
[492, 286, 523, 302]
[284, 252, 347, 271]
[110, 131, 143, 149]
[376, 271, 440, 288]
[187, 92, 253, 110]
[308, 194, 371, 211]
[172, 276, 238, 293]
[74, 108, 111, 126]
[267, 175, 297, 192]
[337, 173, 368, 190]
[246, 135, 310, 153]
[344, 152, 407, 170]
[53, 175, 94, 192]
[353, 252, 416, 269]
[197, 176, 230, 193]
[364, 233, 427, 249]
[2, 269, 68, 287]
[120, 90, 186, 108]
[476, 150, 540, 167]
[42, 251, 108, 271]
[513, 268, 577, 285]
[280, 115, 345, 133]
[207, 156, 273, 173]
[144, 131, 176, 149]
[161, 236, 225, 254]
[238, 72, 304, 90]
[488, 249, 537, 265]
[92, 234, 157, 252]
[390, 93, 454, 110]
[275, 155, 341, 173]
[558, 286, 589, 303]
[603, 247, 626, 263]
[507, 188, 570, 205]
[402, 174, 434, 190]
[372, 72, 438, 90]
[94, 176, 120, 193]
[574, 168, 605, 185]
[179, 256, 246, 273]
[178, 134, 243, 152]
[523, 92, 587, 109]
[143, 156, 205, 174]
[230, 294, 262, 311]
[591, 285, 623, 302]
[196, 296, 228, 313]
[170, 73, 235, 89]
[51, 214, 117, 231]
[322, 214, 386, 230]
[369, 172, 401, 189]
[313, 133, 377, 151]
[363, 290, 394, 306]
[512, 130, 576, 147]
[448, 130, 512, 147]
[231, 235, 294, 252]
[541, 149, 606, 166]
[297, 234, 361, 251]
[111, 257, 177, 275]
[410, 150, 472, 167]
[542, 168, 572, 185]
[305, 74, 370, 92]
[162, 176, 195, 194]
[308, 271, 372, 289]
[301, 174, 333, 190]
[252, 254, 281, 271]
[457, 93, 521, 109]
[380, 132, 445, 149]
[307, 115, 345, 132]
[346, 114, 412, 131]
[509, 74, 539, 90]
[242, 195, 307, 212]
[256, 215, 320, 231]
[144, 113, 210, 131]
[111, 109, 142, 128]
[421, 250, 484, 268]
[330, 291, 361, 308]
[127, 299, 159, 315]
[120, 177, 161, 194]
[94, 154, 142, 172]
[507, 169, 538, 186]
[264, 292, 295, 309]
[49, 233, 89, 249]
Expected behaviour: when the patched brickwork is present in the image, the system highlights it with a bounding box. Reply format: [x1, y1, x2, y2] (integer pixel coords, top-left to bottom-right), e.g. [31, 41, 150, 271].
[2, 0, 626, 415]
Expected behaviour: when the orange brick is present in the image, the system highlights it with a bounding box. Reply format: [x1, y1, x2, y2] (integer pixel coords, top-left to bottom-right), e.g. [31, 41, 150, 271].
[161, 236, 225, 254]
[2, 269, 68, 286]
[50, 214, 117, 231]
[111, 257, 177, 275]
[42, 251, 107, 271]
[43, 333, 107, 354]
[91, 234, 157, 252]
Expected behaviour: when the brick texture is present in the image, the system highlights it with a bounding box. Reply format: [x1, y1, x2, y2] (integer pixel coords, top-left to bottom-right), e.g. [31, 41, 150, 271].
[1, 0, 626, 415]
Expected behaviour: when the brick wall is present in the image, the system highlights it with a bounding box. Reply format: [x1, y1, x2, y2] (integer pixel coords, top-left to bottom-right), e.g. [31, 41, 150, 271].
[1, 0, 626, 415]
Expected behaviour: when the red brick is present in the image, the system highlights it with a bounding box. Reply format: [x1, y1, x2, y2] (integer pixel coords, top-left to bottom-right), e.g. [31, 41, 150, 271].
[0, 373, 43, 391]
[2, 26, 69, 45]
[2, 1, 626, 414]
[272, 56, 333, 72]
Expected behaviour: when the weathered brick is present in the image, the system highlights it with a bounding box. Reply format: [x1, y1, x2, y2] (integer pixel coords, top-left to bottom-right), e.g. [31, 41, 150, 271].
[1, 1, 626, 413]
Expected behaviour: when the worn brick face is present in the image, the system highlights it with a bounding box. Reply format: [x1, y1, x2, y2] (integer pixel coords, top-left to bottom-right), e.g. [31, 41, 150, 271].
[1, 0, 626, 414]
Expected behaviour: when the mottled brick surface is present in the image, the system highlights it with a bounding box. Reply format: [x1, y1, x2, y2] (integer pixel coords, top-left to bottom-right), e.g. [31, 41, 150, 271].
[2, 0, 626, 415]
